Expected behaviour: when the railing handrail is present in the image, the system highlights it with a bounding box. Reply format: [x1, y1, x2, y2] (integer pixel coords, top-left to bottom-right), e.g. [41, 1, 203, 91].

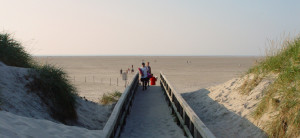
[102, 72, 139, 138]
[160, 72, 216, 138]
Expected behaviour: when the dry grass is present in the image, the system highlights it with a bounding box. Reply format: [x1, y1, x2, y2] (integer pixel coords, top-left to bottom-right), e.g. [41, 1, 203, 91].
[243, 36, 300, 137]
[99, 91, 122, 105]
[239, 74, 264, 95]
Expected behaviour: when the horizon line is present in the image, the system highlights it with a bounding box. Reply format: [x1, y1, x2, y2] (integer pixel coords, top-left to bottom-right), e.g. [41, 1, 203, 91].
[33, 54, 261, 57]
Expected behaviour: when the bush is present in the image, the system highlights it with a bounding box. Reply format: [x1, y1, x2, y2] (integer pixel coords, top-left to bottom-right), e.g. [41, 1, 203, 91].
[100, 91, 122, 105]
[27, 65, 78, 123]
[0, 33, 34, 68]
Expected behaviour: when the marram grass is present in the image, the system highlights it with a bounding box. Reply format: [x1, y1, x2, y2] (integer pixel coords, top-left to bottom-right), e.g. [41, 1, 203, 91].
[0, 32, 78, 123]
[241, 36, 300, 137]
[100, 91, 122, 105]
[0, 33, 34, 68]
[27, 65, 78, 123]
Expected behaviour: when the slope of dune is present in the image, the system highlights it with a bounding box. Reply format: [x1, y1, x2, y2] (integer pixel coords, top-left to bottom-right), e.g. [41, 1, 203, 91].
[0, 62, 112, 137]
[0, 111, 104, 138]
[183, 74, 276, 138]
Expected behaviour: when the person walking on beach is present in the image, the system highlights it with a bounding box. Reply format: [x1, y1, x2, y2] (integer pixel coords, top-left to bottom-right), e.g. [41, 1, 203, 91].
[146, 62, 151, 87]
[138, 62, 148, 90]
[120, 68, 122, 75]
[131, 65, 134, 73]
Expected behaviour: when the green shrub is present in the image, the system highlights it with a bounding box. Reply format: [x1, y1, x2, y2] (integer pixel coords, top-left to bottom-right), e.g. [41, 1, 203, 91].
[0, 33, 34, 68]
[100, 91, 122, 105]
[27, 65, 78, 123]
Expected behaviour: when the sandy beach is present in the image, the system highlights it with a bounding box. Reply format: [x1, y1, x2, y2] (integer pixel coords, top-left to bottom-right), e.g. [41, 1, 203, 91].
[2, 1, 299, 137]
[35, 56, 257, 98]
[1, 56, 261, 137]
[33, 56, 263, 137]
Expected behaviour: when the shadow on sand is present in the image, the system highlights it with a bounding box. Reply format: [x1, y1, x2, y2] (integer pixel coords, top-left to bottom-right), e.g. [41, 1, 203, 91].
[181, 89, 267, 138]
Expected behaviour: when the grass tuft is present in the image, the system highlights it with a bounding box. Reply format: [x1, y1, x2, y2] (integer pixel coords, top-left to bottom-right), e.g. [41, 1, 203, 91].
[0, 33, 34, 68]
[239, 74, 264, 95]
[244, 36, 300, 137]
[27, 65, 78, 123]
[100, 91, 122, 105]
[0, 32, 78, 124]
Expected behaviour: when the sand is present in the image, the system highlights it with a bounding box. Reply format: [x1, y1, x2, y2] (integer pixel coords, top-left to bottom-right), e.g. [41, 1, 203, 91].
[35, 56, 257, 99]
[0, 56, 263, 137]
[181, 74, 274, 138]
[34, 56, 260, 137]
[0, 62, 112, 137]
[0, 111, 104, 138]
[35, 56, 140, 102]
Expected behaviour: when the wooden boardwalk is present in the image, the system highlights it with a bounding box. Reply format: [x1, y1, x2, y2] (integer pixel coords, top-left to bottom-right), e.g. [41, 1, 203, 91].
[101, 72, 215, 138]
[120, 85, 185, 138]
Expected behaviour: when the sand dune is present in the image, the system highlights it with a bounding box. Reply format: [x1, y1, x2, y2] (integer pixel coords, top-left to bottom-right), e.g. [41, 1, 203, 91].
[0, 62, 112, 137]
[0, 111, 104, 138]
[0, 56, 263, 137]
[182, 74, 275, 138]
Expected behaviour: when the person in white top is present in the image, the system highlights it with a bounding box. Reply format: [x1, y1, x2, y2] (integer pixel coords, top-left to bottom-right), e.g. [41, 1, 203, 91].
[138, 62, 148, 90]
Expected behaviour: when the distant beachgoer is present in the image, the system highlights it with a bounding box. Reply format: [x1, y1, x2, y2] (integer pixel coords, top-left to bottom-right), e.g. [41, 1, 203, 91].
[131, 65, 134, 73]
[138, 62, 148, 90]
[146, 62, 151, 87]
[120, 69, 122, 75]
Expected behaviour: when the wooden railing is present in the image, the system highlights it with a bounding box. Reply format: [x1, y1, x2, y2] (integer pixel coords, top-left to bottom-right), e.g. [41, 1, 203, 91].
[102, 72, 139, 138]
[160, 72, 216, 138]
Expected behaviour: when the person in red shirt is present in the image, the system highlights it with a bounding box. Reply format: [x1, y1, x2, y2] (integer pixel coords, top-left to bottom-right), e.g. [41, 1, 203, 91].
[150, 74, 157, 85]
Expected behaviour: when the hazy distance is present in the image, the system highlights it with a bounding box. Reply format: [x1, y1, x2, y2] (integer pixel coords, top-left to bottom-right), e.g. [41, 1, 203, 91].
[1, 0, 300, 56]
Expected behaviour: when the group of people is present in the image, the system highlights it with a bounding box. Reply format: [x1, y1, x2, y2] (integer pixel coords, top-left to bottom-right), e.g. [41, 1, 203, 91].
[120, 65, 134, 75]
[138, 62, 152, 91]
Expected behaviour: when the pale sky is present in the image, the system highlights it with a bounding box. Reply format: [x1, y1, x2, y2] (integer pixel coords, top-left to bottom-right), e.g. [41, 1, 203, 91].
[1, 0, 300, 56]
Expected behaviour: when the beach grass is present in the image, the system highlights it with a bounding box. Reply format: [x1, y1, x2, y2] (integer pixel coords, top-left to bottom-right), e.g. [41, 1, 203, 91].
[27, 65, 78, 122]
[100, 91, 122, 105]
[239, 74, 264, 95]
[242, 36, 300, 137]
[0, 32, 78, 123]
[0, 33, 34, 68]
